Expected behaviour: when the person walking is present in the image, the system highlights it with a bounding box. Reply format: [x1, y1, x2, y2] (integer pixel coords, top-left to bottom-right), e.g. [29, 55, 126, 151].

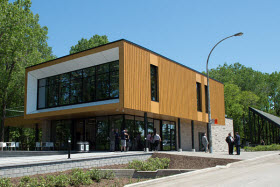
[234, 132, 241, 155]
[110, 128, 115, 152]
[202, 133, 209, 153]
[115, 129, 120, 151]
[146, 132, 151, 151]
[150, 133, 154, 151]
[121, 129, 128, 152]
[225, 133, 234, 155]
[153, 132, 161, 151]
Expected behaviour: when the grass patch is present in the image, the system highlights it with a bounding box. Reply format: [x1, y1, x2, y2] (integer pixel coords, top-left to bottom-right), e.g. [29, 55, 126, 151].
[244, 144, 280, 151]
[127, 157, 170, 171]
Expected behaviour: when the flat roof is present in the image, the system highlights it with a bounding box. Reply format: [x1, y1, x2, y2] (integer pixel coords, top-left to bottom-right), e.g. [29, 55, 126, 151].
[26, 39, 223, 84]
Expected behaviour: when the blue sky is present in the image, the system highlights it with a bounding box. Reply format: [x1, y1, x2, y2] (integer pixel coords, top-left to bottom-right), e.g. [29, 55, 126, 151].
[28, 0, 280, 74]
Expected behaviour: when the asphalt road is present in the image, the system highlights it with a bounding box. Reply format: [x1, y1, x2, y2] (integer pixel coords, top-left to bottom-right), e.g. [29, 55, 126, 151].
[128, 153, 280, 187]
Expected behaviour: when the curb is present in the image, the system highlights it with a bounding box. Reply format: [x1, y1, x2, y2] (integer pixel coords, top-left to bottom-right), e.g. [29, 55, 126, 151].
[125, 152, 280, 187]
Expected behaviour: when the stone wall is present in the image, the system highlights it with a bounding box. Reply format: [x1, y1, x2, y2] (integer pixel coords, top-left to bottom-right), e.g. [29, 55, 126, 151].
[211, 118, 234, 152]
[0, 153, 152, 178]
[181, 120, 207, 151]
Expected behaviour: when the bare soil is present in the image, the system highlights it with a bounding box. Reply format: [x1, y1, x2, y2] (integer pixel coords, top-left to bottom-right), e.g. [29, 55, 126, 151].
[98, 153, 240, 170]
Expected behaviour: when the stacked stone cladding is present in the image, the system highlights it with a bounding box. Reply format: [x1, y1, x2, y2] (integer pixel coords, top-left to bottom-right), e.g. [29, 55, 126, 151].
[211, 118, 234, 152]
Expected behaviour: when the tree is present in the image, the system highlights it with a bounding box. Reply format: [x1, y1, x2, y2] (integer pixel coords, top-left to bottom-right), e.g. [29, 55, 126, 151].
[69, 35, 109, 54]
[0, 0, 55, 141]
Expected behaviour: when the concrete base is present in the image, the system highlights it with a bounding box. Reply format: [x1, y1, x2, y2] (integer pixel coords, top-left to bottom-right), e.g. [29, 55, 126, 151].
[178, 149, 182, 152]
[144, 148, 149, 152]
[191, 149, 196, 152]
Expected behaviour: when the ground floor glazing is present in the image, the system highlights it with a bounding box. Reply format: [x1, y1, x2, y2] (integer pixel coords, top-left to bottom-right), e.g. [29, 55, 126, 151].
[50, 114, 177, 151]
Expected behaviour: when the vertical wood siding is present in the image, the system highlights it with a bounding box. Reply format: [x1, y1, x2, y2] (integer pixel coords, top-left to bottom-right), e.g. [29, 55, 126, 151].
[123, 41, 225, 125]
[123, 42, 151, 112]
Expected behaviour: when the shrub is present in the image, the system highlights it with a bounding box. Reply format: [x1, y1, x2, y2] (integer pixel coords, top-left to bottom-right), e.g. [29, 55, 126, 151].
[244, 144, 280, 151]
[70, 168, 93, 186]
[127, 157, 170, 171]
[54, 174, 69, 187]
[88, 169, 102, 182]
[45, 175, 56, 187]
[0, 178, 12, 187]
[102, 170, 115, 179]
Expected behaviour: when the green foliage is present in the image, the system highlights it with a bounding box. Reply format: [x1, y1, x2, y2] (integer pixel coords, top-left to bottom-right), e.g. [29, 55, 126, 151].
[0, 178, 12, 187]
[53, 174, 69, 187]
[206, 63, 280, 140]
[69, 168, 93, 186]
[102, 170, 115, 179]
[244, 144, 280, 151]
[88, 169, 102, 182]
[87, 169, 114, 182]
[69, 34, 109, 54]
[127, 157, 170, 171]
[0, 0, 55, 141]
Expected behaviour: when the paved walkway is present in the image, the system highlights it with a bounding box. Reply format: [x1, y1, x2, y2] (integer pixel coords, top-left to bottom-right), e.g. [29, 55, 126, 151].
[0, 151, 146, 167]
[126, 151, 280, 187]
[0, 150, 278, 167]
[160, 150, 279, 160]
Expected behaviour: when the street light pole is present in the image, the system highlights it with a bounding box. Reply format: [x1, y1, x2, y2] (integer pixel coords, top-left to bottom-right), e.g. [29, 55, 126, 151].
[207, 32, 243, 153]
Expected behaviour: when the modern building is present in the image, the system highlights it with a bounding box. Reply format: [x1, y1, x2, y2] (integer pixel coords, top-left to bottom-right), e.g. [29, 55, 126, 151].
[5, 39, 233, 152]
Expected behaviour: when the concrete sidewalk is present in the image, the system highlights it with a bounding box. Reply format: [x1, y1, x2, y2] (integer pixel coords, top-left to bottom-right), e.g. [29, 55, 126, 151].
[125, 151, 280, 187]
[0, 150, 278, 167]
[160, 150, 279, 160]
[0, 151, 146, 167]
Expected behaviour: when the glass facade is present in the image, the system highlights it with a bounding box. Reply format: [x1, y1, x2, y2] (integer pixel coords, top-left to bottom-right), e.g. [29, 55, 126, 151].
[49, 115, 175, 151]
[37, 60, 119, 109]
[150, 65, 159, 101]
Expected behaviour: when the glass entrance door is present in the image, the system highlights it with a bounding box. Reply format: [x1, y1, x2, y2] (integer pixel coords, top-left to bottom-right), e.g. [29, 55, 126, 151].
[162, 122, 176, 151]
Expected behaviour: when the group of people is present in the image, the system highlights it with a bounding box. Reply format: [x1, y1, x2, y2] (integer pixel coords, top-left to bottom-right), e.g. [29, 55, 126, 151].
[110, 128, 130, 152]
[225, 132, 241, 155]
[146, 132, 161, 151]
[201, 132, 241, 155]
[109, 128, 162, 152]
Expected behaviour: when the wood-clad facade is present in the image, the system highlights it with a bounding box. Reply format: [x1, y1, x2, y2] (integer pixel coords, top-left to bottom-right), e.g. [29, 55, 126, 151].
[23, 39, 224, 125]
[122, 41, 225, 125]
[5, 39, 226, 152]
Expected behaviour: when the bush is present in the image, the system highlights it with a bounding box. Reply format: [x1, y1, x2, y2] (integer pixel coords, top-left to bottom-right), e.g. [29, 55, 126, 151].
[0, 178, 12, 187]
[70, 168, 93, 186]
[102, 170, 115, 179]
[54, 174, 69, 187]
[88, 169, 102, 182]
[244, 144, 280, 151]
[127, 157, 170, 171]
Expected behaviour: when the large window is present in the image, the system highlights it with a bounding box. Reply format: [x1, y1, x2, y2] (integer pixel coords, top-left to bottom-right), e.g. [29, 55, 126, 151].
[150, 65, 159, 101]
[196, 82, 202, 112]
[37, 60, 119, 109]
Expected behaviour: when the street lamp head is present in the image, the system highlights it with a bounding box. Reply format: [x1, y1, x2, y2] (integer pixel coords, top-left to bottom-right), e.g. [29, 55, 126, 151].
[234, 32, 243, 36]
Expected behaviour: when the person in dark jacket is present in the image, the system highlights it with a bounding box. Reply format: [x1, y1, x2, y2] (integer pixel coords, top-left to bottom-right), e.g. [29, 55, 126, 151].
[225, 133, 234, 155]
[234, 132, 241, 155]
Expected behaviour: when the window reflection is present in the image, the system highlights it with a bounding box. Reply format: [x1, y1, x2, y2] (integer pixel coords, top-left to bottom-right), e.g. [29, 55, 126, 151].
[37, 60, 119, 109]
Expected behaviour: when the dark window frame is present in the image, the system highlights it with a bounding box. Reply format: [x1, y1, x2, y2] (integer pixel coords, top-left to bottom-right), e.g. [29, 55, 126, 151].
[37, 60, 119, 110]
[205, 85, 208, 113]
[150, 65, 159, 102]
[196, 82, 202, 112]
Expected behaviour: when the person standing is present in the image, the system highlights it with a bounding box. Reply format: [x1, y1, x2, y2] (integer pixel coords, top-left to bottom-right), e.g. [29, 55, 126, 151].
[225, 133, 234, 155]
[110, 128, 115, 152]
[146, 133, 151, 151]
[153, 132, 161, 151]
[150, 133, 154, 151]
[115, 129, 120, 151]
[234, 132, 241, 155]
[202, 133, 209, 153]
[121, 129, 128, 152]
